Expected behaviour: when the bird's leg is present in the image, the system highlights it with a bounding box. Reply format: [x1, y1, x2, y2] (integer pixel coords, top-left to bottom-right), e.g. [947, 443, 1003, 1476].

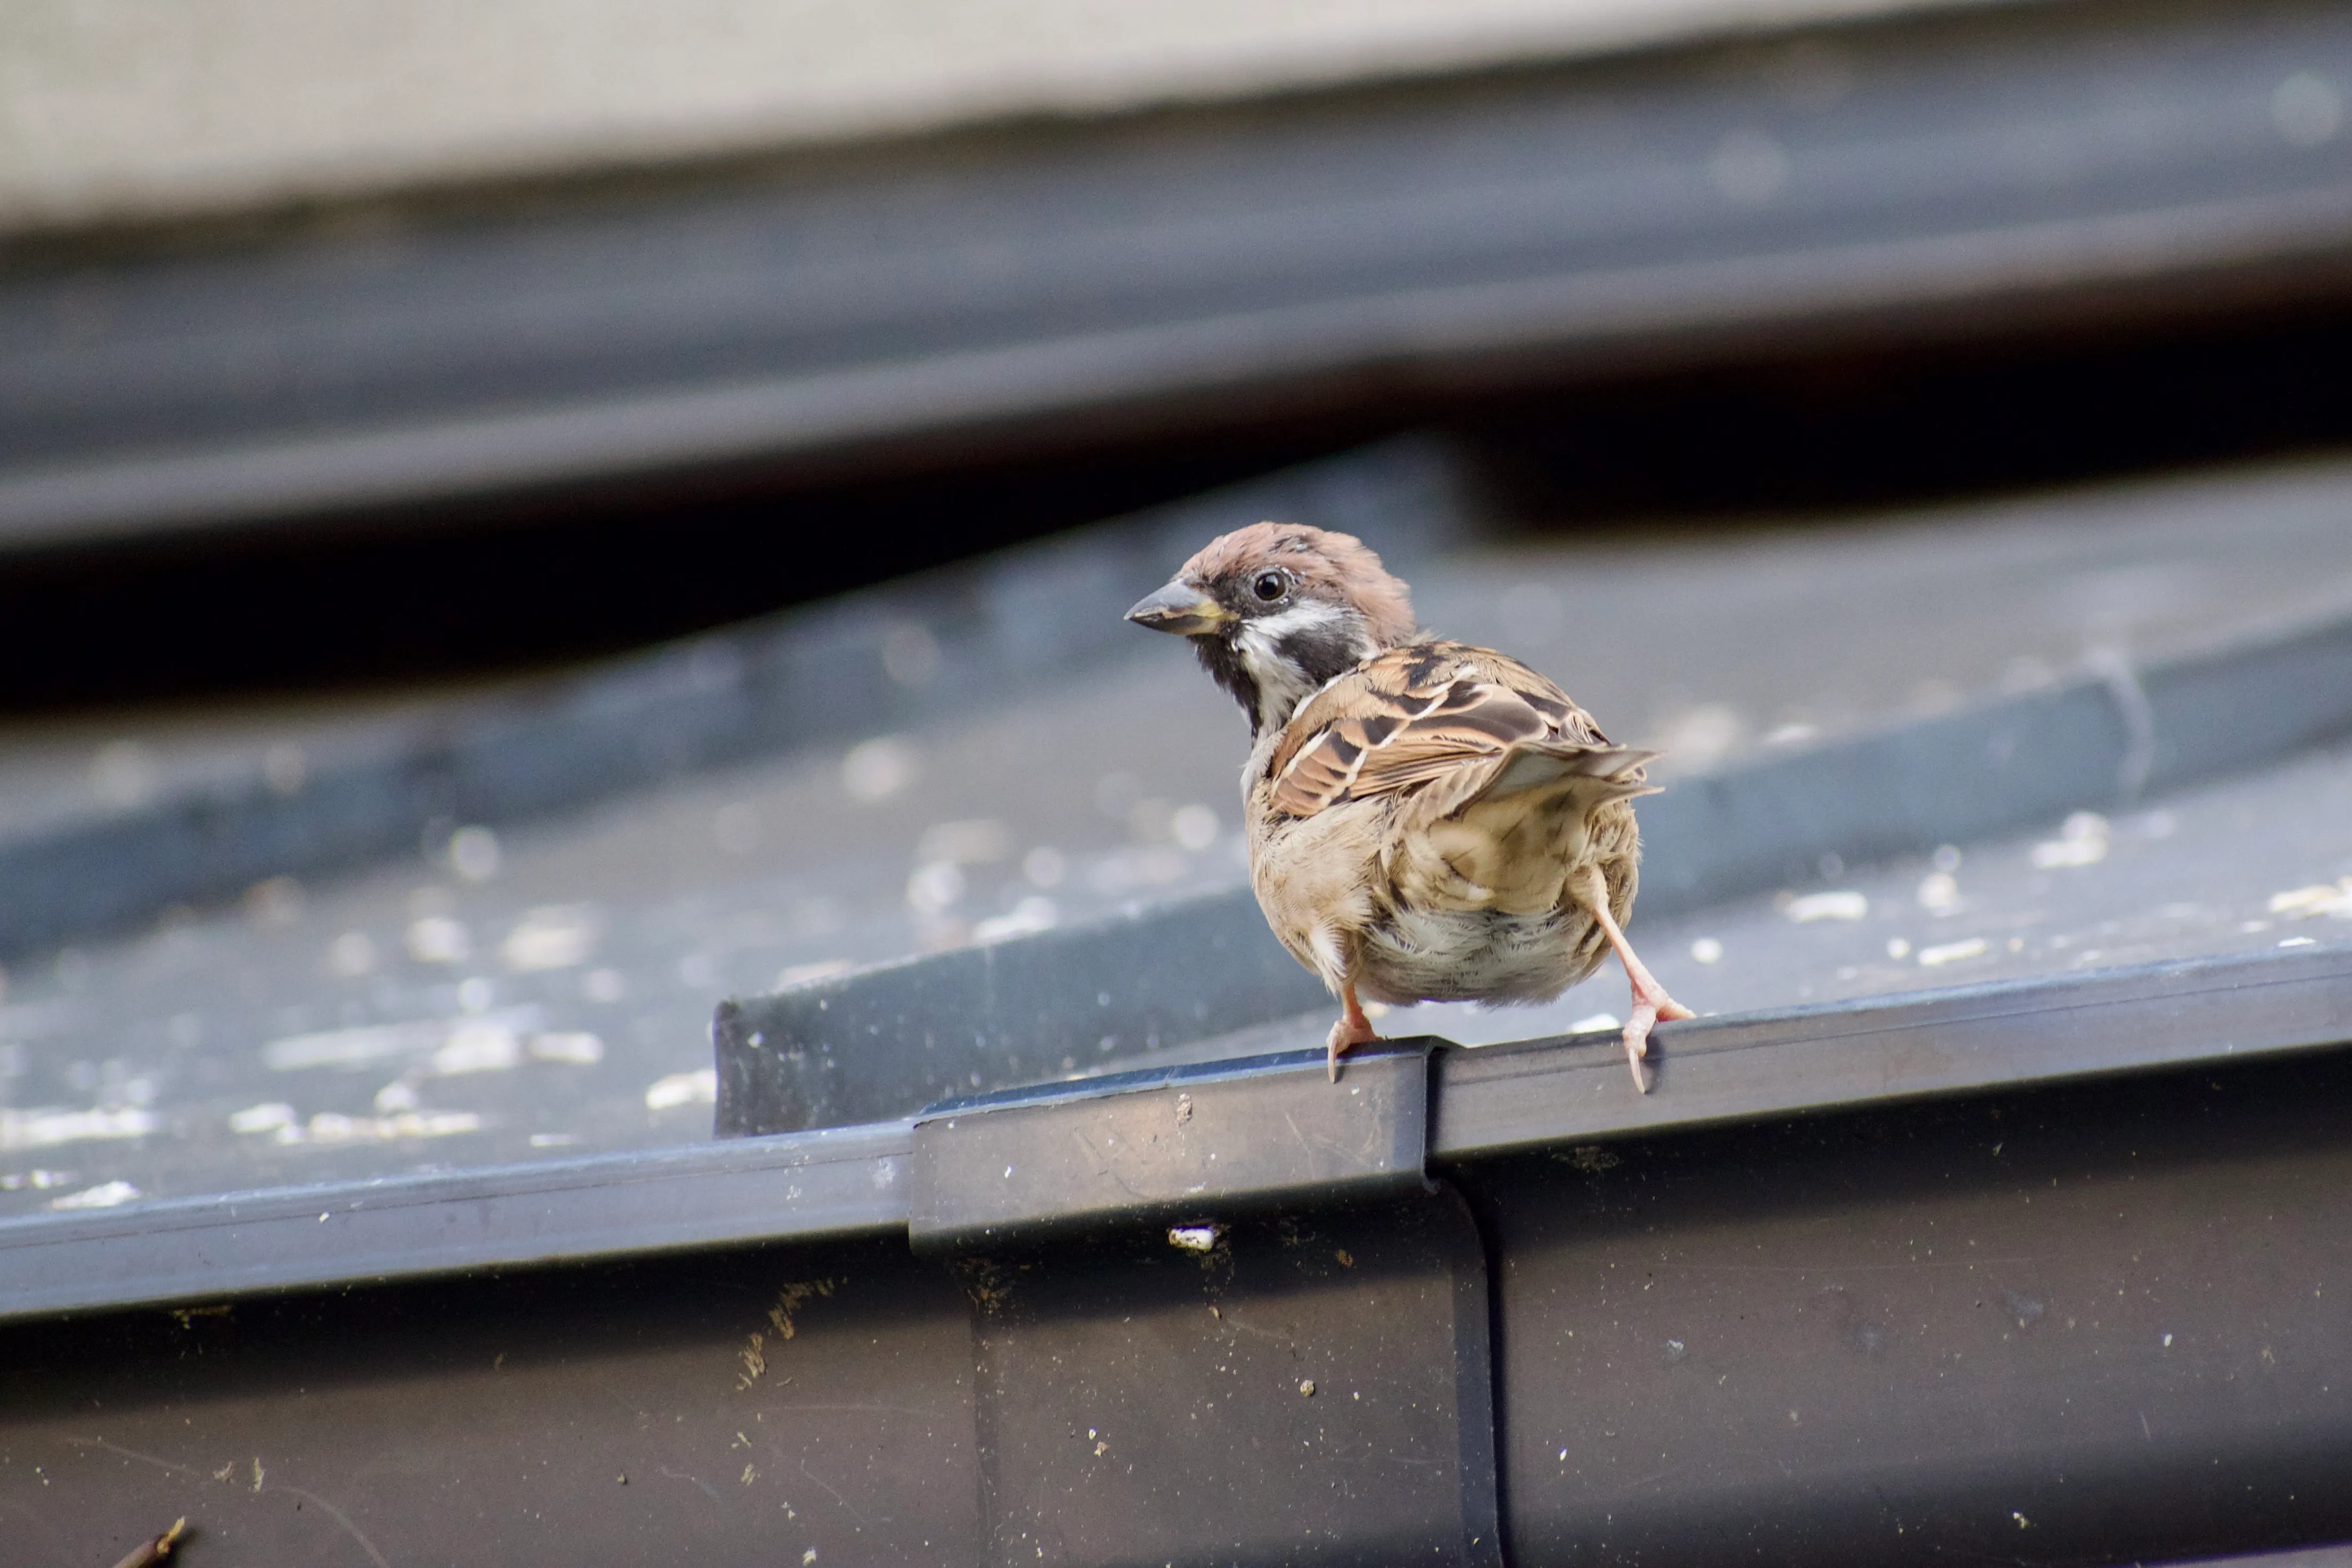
[1310, 924, 1381, 1082]
[1572, 867, 1694, 1093]
[1326, 982, 1383, 1082]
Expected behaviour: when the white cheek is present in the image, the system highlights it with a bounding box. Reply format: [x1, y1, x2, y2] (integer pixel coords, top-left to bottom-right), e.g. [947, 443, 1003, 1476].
[1237, 625, 1314, 716]
[1235, 602, 1347, 685]
[1234, 599, 1362, 729]
[1246, 601, 1349, 644]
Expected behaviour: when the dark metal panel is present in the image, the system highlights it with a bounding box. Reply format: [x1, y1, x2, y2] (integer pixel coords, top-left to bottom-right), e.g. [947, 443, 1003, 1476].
[961, 1190, 1501, 1567]
[1465, 1044, 2352, 1565]
[0, 1197, 1508, 1568]
[717, 888, 1330, 1138]
[9, 0, 2352, 541]
[0, 1238, 984, 1567]
[0, 1122, 910, 1323]
[1431, 945, 2352, 1159]
[909, 1044, 1429, 1251]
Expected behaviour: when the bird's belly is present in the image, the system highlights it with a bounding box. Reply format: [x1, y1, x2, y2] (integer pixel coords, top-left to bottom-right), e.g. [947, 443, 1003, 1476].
[1356, 903, 1603, 1006]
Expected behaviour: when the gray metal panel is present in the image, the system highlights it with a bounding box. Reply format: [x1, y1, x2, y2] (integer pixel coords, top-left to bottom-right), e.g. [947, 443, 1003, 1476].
[1636, 607, 2352, 909]
[717, 888, 1329, 1139]
[908, 1044, 1430, 1251]
[9, 0, 2352, 543]
[0, 1121, 910, 1322]
[2, 942, 2342, 1328]
[1431, 944, 2352, 1159]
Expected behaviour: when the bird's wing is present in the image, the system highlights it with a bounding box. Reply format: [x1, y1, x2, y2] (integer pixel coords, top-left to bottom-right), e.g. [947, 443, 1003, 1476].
[1266, 642, 1607, 819]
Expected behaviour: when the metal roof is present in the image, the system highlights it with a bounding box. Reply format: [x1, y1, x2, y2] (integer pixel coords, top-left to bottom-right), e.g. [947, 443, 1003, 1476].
[3, 440, 2351, 1218]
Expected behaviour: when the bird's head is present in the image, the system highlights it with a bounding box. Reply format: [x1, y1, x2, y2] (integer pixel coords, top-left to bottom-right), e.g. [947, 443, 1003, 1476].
[1126, 522, 1414, 736]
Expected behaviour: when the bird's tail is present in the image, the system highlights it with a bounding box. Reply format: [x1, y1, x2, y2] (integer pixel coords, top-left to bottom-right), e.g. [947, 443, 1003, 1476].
[1396, 741, 1660, 916]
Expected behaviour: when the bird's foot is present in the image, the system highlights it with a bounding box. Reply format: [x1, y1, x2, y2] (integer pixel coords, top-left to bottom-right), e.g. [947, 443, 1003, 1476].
[1326, 1013, 1383, 1083]
[1619, 983, 1694, 1094]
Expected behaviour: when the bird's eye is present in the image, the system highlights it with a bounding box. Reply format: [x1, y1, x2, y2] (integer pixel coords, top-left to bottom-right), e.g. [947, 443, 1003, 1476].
[1251, 570, 1288, 602]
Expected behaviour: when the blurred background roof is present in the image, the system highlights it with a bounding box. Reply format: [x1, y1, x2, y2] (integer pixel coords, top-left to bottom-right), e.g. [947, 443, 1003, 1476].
[1, 0, 2025, 235]
[9, 0, 2352, 594]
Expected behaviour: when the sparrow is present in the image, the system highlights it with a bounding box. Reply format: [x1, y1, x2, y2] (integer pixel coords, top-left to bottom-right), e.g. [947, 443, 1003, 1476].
[1126, 522, 1692, 1090]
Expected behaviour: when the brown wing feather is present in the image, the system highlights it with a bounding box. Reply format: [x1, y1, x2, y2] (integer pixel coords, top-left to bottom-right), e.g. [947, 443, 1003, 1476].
[1267, 641, 1607, 819]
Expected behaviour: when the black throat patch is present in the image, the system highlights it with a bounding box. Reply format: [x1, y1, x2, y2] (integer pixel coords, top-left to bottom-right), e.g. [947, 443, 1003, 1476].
[1195, 636, 1264, 734]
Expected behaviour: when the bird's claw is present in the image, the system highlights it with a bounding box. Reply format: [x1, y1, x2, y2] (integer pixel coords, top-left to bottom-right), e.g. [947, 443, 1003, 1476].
[1621, 993, 1693, 1095]
[1326, 1015, 1383, 1082]
[1621, 1008, 1655, 1093]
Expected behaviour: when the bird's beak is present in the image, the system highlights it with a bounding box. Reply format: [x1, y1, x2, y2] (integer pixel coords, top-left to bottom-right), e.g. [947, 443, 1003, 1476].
[1125, 580, 1234, 636]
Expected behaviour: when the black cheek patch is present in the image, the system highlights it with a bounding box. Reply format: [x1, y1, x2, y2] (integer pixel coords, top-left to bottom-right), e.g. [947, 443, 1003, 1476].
[1273, 625, 1363, 691]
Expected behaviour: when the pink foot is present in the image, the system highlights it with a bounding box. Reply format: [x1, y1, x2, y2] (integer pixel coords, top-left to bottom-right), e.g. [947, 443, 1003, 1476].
[1327, 986, 1383, 1082]
[1620, 986, 1696, 1094]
